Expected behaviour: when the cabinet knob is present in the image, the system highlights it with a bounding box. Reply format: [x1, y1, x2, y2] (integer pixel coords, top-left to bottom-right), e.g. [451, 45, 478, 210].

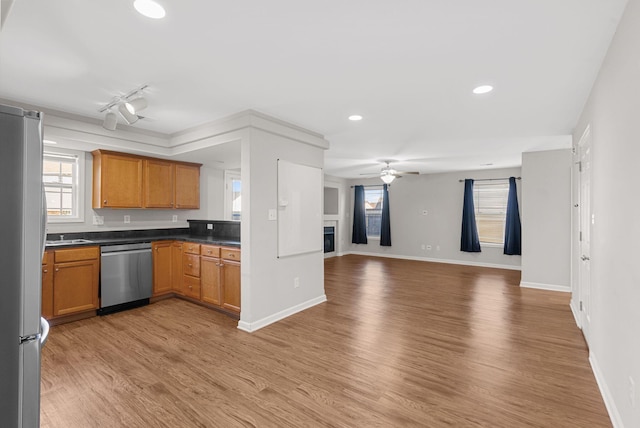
[156, 248, 159, 251]
[104, 200, 107, 205]
[43, 269, 48, 273]
[188, 285, 192, 289]
[55, 268, 59, 272]
[188, 263, 192, 267]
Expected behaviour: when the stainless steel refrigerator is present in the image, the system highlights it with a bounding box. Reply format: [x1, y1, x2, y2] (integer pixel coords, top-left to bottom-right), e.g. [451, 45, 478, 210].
[0, 103, 50, 427]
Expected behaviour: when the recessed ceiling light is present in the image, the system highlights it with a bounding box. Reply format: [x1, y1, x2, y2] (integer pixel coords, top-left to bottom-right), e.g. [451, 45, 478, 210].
[348, 115, 363, 121]
[473, 85, 494, 95]
[134, 0, 166, 19]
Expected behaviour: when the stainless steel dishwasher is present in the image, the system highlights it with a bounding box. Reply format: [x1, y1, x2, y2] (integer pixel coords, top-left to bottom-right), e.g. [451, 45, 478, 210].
[99, 242, 153, 315]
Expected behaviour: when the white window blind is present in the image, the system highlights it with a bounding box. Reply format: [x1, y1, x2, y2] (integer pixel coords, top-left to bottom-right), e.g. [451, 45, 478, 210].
[473, 181, 509, 244]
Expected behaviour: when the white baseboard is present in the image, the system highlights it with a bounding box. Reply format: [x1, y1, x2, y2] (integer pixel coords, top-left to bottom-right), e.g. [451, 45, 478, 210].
[590, 353, 623, 428]
[237, 294, 327, 333]
[519, 281, 571, 292]
[343, 251, 521, 271]
[570, 300, 581, 328]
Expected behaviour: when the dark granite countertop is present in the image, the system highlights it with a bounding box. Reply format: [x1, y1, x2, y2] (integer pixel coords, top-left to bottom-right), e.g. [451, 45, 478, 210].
[45, 224, 240, 250]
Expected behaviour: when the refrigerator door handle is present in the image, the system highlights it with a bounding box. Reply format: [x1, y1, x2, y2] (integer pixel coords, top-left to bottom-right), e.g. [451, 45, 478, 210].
[40, 317, 50, 346]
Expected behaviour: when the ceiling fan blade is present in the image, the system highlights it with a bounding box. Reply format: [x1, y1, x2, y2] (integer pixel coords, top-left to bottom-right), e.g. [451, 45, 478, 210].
[395, 171, 420, 175]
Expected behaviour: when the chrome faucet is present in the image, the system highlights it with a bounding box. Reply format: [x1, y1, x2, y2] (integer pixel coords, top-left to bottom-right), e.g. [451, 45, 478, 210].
[59, 235, 64, 241]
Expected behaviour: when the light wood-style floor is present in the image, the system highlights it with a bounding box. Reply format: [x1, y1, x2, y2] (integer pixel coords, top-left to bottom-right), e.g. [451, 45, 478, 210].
[40, 255, 611, 427]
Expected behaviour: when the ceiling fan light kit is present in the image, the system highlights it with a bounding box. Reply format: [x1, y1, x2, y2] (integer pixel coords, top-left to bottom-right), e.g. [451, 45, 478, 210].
[99, 84, 149, 130]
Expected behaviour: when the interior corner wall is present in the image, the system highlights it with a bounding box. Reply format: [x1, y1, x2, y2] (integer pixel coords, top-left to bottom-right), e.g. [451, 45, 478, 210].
[520, 149, 572, 291]
[572, 0, 640, 426]
[240, 128, 326, 330]
[345, 167, 522, 269]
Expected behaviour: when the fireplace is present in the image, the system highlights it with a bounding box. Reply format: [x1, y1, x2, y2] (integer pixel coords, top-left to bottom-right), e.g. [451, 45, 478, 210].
[324, 226, 335, 253]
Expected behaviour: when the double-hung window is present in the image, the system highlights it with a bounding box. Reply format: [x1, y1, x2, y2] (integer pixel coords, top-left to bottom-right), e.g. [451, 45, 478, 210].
[364, 187, 384, 238]
[473, 180, 509, 244]
[43, 150, 84, 222]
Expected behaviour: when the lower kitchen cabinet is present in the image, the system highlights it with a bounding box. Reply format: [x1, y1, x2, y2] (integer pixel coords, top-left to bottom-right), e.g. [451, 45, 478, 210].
[201, 246, 221, 306]
[170, 242, 183, 295]
[152, 241, 172, 296]
[221, 259, 240, 313]
[41, 251, 54, 319]
[52, 246, 100, 317]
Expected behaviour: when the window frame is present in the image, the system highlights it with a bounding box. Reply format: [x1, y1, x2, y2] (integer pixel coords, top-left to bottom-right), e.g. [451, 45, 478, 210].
[473, 180, 509, 246]
[224, 169, 241, 221]
[364, 186, 384, 239]
[43, 148, 85, 223]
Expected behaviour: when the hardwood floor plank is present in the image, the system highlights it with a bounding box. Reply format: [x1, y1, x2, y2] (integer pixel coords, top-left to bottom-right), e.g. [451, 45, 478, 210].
[41, 255, 610, 427]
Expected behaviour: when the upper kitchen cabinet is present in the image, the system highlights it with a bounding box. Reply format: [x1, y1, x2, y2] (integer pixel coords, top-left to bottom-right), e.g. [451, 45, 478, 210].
[92, 150, 144, 208]
[92, 150, 201, 209]
[174, 163, 200, 209]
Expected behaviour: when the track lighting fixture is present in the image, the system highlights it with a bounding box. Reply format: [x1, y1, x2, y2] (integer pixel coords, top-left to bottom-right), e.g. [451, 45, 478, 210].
[98, 84, 149, 131]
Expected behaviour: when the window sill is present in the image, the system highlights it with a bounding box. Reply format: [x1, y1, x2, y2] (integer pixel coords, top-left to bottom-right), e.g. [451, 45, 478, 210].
[47, 217, 84, 224]
[480, 242, 503, 248]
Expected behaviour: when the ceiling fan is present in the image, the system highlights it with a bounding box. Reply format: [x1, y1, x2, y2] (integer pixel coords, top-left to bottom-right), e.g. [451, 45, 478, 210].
[362, 161, 420, 184]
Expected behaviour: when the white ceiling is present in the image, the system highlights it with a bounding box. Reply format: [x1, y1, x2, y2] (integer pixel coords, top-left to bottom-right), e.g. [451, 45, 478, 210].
[0, 0, 628, 177]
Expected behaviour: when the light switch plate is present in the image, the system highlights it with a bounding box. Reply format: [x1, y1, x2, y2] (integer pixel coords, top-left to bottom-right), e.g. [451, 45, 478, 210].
[268, 209, 277, 221]
[124, 215, 130, 224]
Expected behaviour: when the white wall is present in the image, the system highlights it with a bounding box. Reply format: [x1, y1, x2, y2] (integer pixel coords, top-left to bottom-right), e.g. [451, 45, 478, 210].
[572, 0, 640, 426]
[46, 151, 224, 233]
[346, 167, 522, 269]
[520, 149, 572, 291]
[239, 127, 327, 331]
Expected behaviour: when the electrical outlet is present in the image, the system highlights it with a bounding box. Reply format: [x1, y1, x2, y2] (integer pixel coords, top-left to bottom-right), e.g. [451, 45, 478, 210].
[422, 210, 428, 215]
[124, 215, 130, 224]
[207, 223, 213, 230]
[630, 377, 636, 407]
[172, 215, 178, 223]
[294, 277, 300, 288]
[92, 215, 104, 225]
[426, 245, 432, 250]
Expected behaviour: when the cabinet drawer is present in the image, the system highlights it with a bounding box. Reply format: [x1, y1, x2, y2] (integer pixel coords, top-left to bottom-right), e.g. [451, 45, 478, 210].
[201, 245, 220, 258]
[54, 246, 100, 263]
[183, 243, 201, 255]
[183, 254, 200, 277]
[183, 275, 201, 299]
[221, 248, 241, 262]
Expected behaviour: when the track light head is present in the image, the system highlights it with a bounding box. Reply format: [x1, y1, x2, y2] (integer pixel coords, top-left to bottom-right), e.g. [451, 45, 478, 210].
[103, 111, 117, 131]
[118, 103, 139, 124]
[125, 95, 148, 114]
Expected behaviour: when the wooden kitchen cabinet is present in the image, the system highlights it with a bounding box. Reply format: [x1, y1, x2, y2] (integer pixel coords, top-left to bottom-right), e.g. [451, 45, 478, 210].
[52, 246, 100, 317]
[221, 257, 241, 314]
[182, 243, 201, 298]
[201, 245, 221, 306]
[174, 163, 200, 209]
[41, 251, 54, 319]
[171, 241, 183, 294]
[152, 241, 173, 296]
[92, 150, 144, 208]
[144, 159, 174, 208]
[92, 150, 201, 210]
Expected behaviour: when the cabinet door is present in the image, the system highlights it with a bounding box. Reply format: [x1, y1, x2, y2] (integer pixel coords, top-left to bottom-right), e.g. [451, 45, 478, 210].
[221, 260, 241, 313]
[53, 259, 99, 316]
[41, 251, 54, 319]
[171, 242, 183, 294]
[152, 241, 172, 296]
[201, 257, 221, 306]
[174, 164, 200, 209]
[100, 153, 144, 208]
[144, 159, 174, 208]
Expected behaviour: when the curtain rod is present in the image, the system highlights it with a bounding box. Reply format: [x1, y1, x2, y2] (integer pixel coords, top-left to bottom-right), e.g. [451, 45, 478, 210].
[350, 184, 385, 188]
[458, 177, 521, 183]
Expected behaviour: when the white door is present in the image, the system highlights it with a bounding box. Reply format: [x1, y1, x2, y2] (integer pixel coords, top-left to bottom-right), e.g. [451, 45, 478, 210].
[578, 126, 592, 345]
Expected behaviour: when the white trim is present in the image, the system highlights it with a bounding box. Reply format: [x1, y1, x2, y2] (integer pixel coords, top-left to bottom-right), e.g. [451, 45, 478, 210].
[570, 301, 581, 328]
[43, 147, 85, 224]
[237, 294, 327, 333]
[344, 251, 521, 271]
[589, 353, 623, 428]
[519, 281, 571, 292]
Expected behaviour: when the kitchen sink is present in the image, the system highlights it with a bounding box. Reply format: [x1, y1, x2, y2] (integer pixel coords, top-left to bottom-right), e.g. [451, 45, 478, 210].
[45, 239, 94, 246]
